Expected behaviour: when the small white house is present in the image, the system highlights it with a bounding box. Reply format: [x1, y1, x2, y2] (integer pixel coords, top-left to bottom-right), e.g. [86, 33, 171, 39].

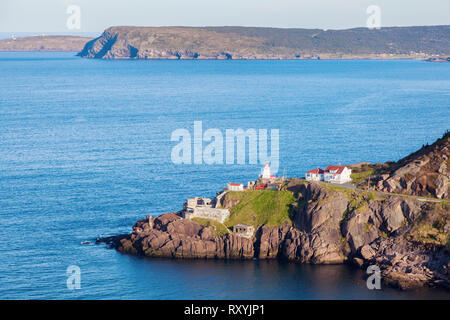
[227, 182, 244, 191]
[324, 165, 352, 184]
[305, 168, 324, 181]
[306, 165, 352, 184]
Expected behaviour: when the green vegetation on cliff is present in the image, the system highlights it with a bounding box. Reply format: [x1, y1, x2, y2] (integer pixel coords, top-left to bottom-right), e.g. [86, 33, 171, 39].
[406, 203, 449, 247]
[350, 169, 375, 185]
[191, 217, 230, 236]
[224, 190, 295, 228]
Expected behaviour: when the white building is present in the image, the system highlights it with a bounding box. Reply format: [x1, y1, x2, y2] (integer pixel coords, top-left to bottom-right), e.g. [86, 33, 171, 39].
[227, 182, 244, 191]
[305, 168, 324, 182]
[262, 162, 271, 179]
[305, 165, 352, 184]
[260, 162, 277, 182]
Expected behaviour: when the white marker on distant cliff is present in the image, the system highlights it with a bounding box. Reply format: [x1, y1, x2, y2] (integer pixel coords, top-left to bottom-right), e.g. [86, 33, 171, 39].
[171, 121, 279, 174]
[366, 5, 381, 30]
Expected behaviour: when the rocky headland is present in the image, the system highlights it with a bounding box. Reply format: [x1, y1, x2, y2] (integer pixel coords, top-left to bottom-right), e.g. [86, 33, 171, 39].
[79, 25, 450, 60]
[3, 26, 450, 60]
[99, 133, 449, 290]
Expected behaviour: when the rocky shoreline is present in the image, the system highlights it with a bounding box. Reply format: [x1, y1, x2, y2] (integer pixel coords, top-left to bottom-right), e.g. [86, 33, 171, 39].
[98, 180, 449, 291]
[98, 133, 449, 291]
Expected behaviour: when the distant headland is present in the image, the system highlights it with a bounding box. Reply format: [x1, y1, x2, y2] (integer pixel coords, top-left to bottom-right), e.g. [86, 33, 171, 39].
[2, 25, 450, 61]
[77, 25, 450, 60]
[0, 35, 93, 52]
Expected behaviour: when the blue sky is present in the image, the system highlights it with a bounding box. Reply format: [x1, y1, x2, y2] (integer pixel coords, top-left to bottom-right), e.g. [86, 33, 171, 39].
[1, 0, 449, 33]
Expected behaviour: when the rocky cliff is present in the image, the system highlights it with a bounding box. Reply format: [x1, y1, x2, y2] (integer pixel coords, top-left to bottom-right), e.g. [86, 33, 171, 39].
[99, 180, 449, 290]
[369, 131, 449, 199]
[79, 25, 450, 60]
[101, 212, 254, 259]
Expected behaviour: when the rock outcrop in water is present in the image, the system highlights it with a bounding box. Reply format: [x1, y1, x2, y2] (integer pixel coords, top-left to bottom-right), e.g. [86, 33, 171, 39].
[79, 25, 450, 60]
[99, 133, 449, 290]
[102, 212, 254, 259]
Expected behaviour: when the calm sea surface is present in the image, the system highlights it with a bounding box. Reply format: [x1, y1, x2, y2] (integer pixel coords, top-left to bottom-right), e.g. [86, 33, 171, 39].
[0, 52, 449, 299]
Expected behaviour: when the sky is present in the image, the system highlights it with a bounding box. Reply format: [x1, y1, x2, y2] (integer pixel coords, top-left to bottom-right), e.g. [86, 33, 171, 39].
[0, 0, 449, 33]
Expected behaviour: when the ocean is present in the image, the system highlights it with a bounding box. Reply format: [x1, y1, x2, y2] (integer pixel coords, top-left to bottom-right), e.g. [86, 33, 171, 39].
[0, 52, 449, 299]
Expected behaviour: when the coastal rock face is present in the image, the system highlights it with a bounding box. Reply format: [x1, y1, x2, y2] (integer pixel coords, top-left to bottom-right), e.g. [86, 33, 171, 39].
[112, 212, 254, 259]
[284, 182, 349, 264]
[341, 197, 423, 254]
[370, 132, 449, 199]
[100, 182, 449, 289]
[256, 223, 291, 259]
[79, 25, 450, 60]
[99, 133, 450, 289]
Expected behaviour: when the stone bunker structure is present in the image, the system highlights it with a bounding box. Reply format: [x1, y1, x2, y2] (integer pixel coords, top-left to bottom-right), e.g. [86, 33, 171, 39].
[233, 224, 255, 238]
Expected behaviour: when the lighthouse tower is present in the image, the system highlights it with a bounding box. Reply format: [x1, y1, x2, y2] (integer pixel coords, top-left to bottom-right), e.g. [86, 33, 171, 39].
[262, 162, 271, 179]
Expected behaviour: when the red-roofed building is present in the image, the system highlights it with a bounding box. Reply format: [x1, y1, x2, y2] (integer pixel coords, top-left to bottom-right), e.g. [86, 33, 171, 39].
[305, 165, 352, 184]
[305, 168, 324, 181]
[306, 168, 325, 174]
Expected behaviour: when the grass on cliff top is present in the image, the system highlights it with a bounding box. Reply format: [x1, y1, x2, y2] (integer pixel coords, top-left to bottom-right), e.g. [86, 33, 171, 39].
[317, 182, 352, 194]
[224, 190, 295, 228]
[350, 169, 375, 185]
[191, 218, 230, 237]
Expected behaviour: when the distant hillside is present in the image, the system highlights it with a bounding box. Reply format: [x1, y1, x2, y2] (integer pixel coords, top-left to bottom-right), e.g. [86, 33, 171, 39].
[0, 35, 93, 52]
[79, 25, 450, 59]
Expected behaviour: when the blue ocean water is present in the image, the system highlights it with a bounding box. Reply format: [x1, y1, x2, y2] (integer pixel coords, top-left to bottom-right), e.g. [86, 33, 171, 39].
[0, 52, 449, 299]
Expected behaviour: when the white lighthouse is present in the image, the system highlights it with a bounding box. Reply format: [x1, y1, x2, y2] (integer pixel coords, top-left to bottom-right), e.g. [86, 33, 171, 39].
[262, 162, 271, 179]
